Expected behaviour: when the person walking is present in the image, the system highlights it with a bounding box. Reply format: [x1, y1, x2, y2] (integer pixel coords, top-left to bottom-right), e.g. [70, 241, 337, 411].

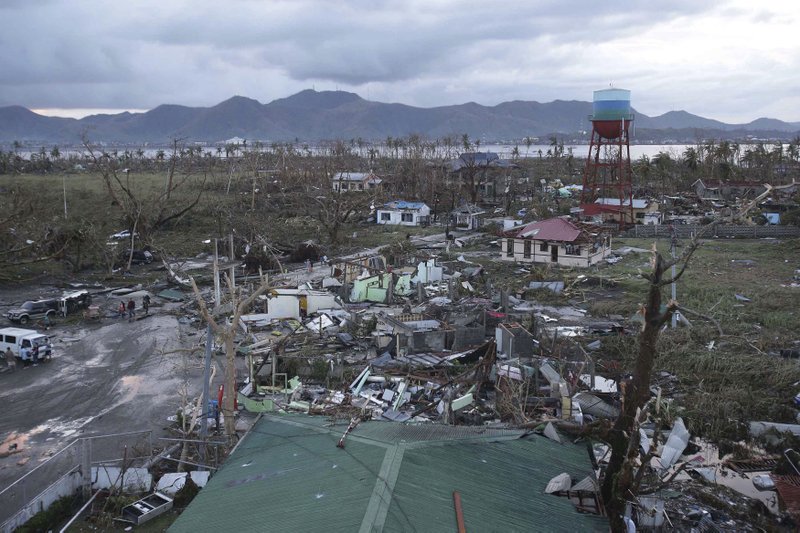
[4, 347, 15, 373]
[142, 294, 151, 315]
[127, 299, 136, 320]
[118, 301, 126, 318]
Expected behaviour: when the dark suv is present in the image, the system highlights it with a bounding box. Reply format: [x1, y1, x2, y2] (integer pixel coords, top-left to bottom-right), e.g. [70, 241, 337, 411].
[7, 299, 59, 325]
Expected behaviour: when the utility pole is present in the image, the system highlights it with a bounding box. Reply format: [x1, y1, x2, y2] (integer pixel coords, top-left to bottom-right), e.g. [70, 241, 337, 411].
[670, 225, 679, 328]
[200, 239, 221, 467]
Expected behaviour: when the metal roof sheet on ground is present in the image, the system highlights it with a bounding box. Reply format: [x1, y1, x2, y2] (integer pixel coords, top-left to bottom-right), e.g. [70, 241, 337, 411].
[169, 414, 607, 533]
[574, 392, 620, 419]
[395, 353, 448, 367]
[773, 475, 800, 523]
[157, 288, 185, 301]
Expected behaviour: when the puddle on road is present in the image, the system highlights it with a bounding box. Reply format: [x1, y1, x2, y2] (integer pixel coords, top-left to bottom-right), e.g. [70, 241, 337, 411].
[76, 333, 116, 368]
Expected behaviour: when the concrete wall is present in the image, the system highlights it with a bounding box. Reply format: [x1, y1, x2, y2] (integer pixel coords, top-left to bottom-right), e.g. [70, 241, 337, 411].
[496, 326, 536, 358]
[350, 274, 413, 303]
[243, 295, 301, 324]
[1, 471, 82, 533]
[410, 330, 448, 352]
[305, 292, 340, 314]
[452, 326, 486, 351]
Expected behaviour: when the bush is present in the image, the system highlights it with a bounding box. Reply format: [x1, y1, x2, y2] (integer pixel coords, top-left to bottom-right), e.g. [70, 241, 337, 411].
[17, 494, 81, 533]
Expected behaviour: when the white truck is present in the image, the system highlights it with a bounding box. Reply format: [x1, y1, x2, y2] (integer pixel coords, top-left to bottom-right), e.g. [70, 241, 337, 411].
[0, 327, 53, 361]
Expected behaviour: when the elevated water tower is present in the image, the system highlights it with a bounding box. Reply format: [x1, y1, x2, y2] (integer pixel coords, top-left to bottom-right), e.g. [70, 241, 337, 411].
[580, 88, 634, 226]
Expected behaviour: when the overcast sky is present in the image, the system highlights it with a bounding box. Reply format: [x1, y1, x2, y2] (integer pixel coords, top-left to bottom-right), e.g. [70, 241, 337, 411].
[1, 0, 798, 123]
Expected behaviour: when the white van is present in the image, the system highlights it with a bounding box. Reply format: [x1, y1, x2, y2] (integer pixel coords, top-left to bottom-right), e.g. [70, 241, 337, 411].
[0, 327, 53, 361]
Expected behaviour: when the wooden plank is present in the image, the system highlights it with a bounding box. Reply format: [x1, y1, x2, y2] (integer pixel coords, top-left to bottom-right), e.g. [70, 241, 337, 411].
[453, 491, 467, 533]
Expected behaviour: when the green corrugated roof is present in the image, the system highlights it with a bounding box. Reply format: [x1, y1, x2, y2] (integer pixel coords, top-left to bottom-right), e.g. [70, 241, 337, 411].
[169, 415, 607, 533]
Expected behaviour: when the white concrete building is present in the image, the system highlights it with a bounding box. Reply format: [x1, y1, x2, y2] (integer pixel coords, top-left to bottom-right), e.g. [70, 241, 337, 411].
[376, 201, 431, 227]
[332, 172, 382, 192]
[501, 217, 611, 267]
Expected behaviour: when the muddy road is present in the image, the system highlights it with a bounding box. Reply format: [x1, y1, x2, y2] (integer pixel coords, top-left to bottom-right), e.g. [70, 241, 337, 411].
[0, 302, 207, 491]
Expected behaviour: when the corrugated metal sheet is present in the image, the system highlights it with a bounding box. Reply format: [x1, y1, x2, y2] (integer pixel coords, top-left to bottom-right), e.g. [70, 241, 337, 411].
[170, 415, 607, 532]
[516, 218, 581, 242]
[571, 476, 599, 493]
[773, 475, 800, 523]
[658, 417, 690, 471]
[385, 200, 428, 210]
[573, 392, 619, 419]
[545, 473, 572, 493]
[384, 438, 607, 532]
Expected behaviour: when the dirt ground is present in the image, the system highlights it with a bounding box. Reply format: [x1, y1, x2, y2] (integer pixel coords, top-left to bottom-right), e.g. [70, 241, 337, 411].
[0, 289, 210, 492]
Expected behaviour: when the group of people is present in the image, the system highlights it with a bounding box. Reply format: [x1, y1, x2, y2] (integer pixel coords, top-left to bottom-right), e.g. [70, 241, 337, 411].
[4, 345, 46, 371]
[117, 294, 151, 320]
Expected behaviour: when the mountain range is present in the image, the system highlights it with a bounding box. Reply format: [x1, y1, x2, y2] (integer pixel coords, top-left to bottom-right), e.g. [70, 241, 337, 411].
[1, 89, 799, 145]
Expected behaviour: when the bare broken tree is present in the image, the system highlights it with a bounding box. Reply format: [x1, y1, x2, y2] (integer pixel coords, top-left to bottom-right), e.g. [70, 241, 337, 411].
[600, 183, 783, 530]
[190, 274, 271, 439]
[83, 136, 206, 250]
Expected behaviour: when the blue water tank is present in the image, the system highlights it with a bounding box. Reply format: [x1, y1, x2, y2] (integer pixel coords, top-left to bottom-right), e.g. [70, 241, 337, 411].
[592, 88, 632, 121]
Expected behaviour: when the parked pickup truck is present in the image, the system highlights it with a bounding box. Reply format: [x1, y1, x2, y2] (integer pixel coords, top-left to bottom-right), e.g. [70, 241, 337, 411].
[0, 327, 53, 361]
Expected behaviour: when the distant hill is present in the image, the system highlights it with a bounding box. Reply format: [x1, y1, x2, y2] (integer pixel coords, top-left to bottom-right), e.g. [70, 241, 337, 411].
[1, 89, 798, 145]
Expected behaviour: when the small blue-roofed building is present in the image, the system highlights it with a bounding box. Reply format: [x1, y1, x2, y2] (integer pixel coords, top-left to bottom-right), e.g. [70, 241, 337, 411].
[377, 200, 431, 226]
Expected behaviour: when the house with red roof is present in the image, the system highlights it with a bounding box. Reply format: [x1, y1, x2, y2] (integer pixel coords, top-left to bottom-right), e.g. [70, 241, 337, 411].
[501, 217, 611, 267]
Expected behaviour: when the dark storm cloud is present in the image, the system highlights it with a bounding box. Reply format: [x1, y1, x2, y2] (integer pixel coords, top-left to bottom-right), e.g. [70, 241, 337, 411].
[0, 0, 796, 123]
[140, 0, 712, 85]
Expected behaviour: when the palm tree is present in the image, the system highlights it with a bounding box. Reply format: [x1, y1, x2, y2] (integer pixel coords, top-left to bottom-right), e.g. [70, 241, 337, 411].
[682, 146, 699, 172]
[524, 136, 533, 157]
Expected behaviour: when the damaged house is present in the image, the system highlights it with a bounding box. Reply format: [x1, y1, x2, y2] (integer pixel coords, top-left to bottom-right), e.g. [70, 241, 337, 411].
[581, 197, 661, 225]
[452, 203, 487, 230]
[240, 288, 341, 328]
[349, 272, 413, 303]
[502, 217, 612, 267]
[331, 171, 382, 192]
[693, 179, 767, 202]
[374, 312, 485, 354]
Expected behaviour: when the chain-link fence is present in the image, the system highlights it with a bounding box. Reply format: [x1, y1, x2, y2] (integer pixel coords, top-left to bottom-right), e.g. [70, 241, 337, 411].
[624, 223, 800, 239]
[0, 430, 152, 532]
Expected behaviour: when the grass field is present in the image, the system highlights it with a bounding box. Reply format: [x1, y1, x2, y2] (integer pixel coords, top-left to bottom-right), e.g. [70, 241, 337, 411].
[597, 237, 800, 440]
[3, 170, 451, 280]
